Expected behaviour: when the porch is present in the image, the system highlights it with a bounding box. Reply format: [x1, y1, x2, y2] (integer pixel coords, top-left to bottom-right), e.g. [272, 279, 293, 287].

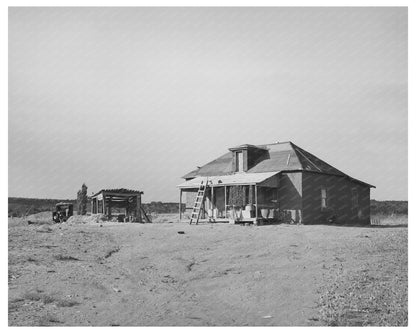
[178, 172, 296, 224]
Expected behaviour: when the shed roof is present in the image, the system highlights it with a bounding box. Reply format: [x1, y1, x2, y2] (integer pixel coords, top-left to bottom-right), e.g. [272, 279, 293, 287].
[56, 202, 73, 207]
[91, 188, 143, 198]
[181, 141, 374, 188]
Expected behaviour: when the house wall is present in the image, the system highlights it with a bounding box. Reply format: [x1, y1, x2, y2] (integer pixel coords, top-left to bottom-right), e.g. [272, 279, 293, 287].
[302, 172, 371, 224]
[214, 187, 225, 213]
[257, 187, 277, 208]
[184, 190, 197, 209]
[355, 185, 370, 223]
[184, 188, 221, 219]
[277, 172, 302, 223]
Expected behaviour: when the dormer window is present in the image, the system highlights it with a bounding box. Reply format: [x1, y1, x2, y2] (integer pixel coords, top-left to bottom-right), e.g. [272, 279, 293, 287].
[229, 144, 269, 173]
[236, 151, 243, 172]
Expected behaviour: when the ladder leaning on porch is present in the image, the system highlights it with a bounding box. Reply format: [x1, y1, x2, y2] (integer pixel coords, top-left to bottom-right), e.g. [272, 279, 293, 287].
[189, 178, 209, 225]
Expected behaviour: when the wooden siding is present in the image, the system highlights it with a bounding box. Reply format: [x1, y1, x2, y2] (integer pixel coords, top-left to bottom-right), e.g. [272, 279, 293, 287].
[302, 172, 370, 225]
[214, 187, 225, 212]
[185, 190, 197, 209]
[277, 172, 302, 223]
[257, 186, 277, 208]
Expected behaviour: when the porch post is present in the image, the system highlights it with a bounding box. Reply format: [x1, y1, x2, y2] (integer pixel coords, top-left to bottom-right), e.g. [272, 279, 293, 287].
[211, 186, 214, 210]
[179, 189, 182, 221]
[224, 186, 227, 218]
[255, 185, 258, 221]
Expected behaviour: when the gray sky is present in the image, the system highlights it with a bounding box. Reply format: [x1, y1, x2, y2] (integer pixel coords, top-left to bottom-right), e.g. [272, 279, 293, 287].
[9, 7, 407, 202]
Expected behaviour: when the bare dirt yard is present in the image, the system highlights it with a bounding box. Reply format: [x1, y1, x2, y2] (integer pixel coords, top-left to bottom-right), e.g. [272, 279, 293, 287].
[8, 214, 407, 326]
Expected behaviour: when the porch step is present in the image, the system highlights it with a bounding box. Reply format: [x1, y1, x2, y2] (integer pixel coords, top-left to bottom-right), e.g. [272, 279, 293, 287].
[189, 178, 209, 225]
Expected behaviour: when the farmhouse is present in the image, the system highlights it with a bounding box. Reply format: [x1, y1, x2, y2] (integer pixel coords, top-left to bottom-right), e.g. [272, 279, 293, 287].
[178, 142, 375, 225]
[90, 188, 150, 222]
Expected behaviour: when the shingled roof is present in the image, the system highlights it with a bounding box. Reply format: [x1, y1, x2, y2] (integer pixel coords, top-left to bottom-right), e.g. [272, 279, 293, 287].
[182, 141, 374, 187]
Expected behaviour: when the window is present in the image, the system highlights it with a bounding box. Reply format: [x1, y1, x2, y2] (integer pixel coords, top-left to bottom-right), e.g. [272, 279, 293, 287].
[352, 188, 358, 208]
[236, 151, 243, 172]
[321, 188, 328, 209]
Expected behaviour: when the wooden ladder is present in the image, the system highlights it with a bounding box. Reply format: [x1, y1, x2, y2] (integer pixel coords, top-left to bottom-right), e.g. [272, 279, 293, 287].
[190, 178, 209, 225]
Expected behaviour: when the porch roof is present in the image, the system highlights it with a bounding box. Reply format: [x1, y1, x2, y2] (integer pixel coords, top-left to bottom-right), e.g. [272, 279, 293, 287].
[177, 172, 279, 189]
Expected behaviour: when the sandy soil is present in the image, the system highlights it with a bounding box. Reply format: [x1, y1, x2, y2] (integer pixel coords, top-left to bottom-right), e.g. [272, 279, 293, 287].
[8, 214, 407, 326]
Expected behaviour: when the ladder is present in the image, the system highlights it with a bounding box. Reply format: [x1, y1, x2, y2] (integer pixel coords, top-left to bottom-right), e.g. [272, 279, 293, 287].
[190, 178, 209, 225]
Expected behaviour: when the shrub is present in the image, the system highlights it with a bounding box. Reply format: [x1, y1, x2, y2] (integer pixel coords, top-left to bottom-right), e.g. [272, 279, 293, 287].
[77, 183, 88, 215]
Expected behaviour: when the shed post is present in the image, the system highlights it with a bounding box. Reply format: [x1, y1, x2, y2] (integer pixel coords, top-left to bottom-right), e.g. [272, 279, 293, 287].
[137, 194, 142, 223]
[102, 194, 106, 215]
[108, 197, 112, 219]
[179, 189, 182, 221]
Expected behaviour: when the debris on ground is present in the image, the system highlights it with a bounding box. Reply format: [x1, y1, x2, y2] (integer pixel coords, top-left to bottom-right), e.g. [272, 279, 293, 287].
[66, 215, 108, 225]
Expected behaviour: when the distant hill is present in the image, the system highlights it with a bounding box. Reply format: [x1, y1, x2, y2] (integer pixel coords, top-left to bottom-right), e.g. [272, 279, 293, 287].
[8, 197, 78, 217]
[8, 197, 184, 217]
[9, 197, 407, 218]
[144, 201, 184, 214]
[370, 200, 407, 215]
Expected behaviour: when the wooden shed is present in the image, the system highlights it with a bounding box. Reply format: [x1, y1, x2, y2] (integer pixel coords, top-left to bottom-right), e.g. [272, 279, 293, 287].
[90, 188, 150, 223]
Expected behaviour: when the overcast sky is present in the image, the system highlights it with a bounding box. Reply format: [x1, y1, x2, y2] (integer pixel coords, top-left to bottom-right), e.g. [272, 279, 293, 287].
[9, 7, 407, 202]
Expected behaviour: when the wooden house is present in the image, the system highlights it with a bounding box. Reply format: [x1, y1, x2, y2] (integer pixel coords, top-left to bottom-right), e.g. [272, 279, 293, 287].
[178, 142, 374, 225]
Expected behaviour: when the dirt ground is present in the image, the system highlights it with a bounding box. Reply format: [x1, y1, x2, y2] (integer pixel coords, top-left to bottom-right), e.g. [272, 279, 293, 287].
[8, 214, 408, 326]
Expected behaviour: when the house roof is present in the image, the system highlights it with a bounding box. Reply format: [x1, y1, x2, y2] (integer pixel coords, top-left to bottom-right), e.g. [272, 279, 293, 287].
[181, 141, 375, 188]
[228, 143, 268, 151]
[178, 172, 279, 188]
[182, 168, 201, 180]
